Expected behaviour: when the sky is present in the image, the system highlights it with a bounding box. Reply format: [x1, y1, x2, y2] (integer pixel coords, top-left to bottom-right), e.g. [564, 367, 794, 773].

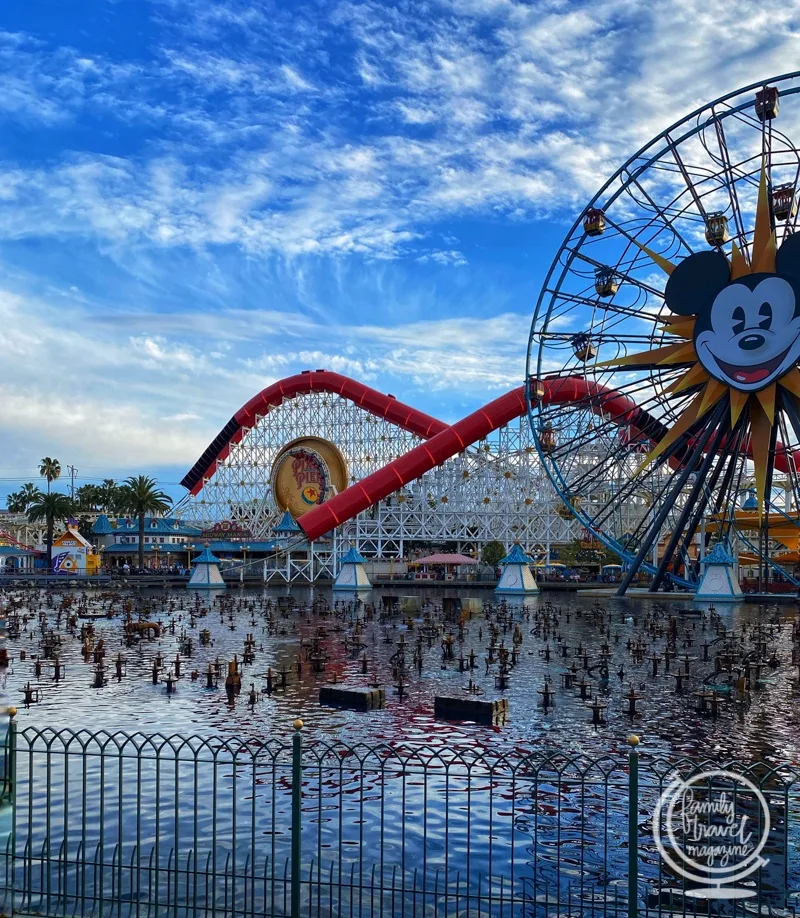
[1, 0, 800, 503]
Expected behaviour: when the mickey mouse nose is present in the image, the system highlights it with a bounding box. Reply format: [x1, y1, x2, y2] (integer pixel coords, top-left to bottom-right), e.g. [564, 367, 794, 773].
[739, 334, 765, 351]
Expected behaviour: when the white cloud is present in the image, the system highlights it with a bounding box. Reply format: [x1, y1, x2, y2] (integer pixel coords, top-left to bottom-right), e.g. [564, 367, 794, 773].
[3, 0, 800, 483]
[0, 281, 530, 472]
[3, 0, 798, 260]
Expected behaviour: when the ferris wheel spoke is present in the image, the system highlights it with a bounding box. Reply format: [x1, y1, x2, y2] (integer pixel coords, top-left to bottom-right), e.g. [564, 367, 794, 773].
[619, 171, 699, 253]
[709, 111, 751, 255]
[757, 416, 781, 587]
[569, 402, 699, 521]
[665, 133, 711, 225]
[587, 431, 690, 532]
[716, 417, 752, 548]
[611, 177, 719, 261]
[602, 215, 686, 267]
[541, 288, 650, 325]
[778, 393, 800, 507]
[558, 249, 667, 300]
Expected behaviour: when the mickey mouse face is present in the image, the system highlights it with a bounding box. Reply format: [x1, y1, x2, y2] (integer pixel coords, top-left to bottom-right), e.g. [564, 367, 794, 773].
[696, 275, 800, 390]
[664, 235, 800, 393]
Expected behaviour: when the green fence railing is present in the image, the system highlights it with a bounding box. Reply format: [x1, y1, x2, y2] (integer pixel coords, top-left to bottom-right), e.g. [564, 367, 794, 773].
[1, 717, 799, 918]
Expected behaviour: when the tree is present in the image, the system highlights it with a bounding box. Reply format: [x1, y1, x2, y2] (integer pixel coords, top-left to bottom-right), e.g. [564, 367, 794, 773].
[7, 483, 42, 513]
[77, 515, 94, 543]
[76, 484, 103, 511]
[99, 479, 120, 514]
[481, 540, 506, 568]
[6, 492, 24, 514]
[39, 458, 61, 494]
[117, 476, 172, 569]
[555, 538, 620, 568]
[28, 492, 74, 569]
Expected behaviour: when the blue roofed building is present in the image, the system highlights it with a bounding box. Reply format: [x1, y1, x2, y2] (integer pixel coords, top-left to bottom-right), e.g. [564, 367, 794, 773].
[92, 515, 277, 571]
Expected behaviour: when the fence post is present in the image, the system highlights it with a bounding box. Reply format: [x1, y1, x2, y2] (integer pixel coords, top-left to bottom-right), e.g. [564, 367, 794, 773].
[0, 707, 17, 918]
[291, 719, 303, 918]
[627, 734, 639, 918]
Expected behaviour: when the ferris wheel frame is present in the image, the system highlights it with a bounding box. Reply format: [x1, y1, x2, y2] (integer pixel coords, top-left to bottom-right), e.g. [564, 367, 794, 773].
[526, 71, 800, 592]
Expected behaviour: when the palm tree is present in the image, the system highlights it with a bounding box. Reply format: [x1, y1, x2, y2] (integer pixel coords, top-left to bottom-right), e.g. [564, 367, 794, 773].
[6, 492, 25, 513]
[6, 482, 42, 513]
[117, 476, 172, 569]
[76, 484, 103, 511]
[39, 457, 61, 494]
[20, 482, 42, 509]
[100, 479, 120, 514]
[28, 492, 74, 569]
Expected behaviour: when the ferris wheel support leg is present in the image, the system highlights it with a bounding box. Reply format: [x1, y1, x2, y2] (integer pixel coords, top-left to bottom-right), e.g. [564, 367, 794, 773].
[650, 410, 729, 593]
[616, 400, 727, 597]
[758, 420, 779, 595]
[674, 415, 747, 570]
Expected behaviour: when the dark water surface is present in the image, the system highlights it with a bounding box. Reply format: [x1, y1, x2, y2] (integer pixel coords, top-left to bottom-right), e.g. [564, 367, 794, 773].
[2, 585, 799, 762]
[4, 586, 800, 912]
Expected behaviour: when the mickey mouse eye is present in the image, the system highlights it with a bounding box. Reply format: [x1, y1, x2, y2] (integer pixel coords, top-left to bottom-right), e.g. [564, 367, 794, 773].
[758, 301, 773, 330]
[732, 305, 746, 335]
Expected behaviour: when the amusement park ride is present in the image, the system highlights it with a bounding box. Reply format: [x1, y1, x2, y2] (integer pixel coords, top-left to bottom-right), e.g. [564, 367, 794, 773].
[178, 74, 800, 595]
[175, 370, 583, 576]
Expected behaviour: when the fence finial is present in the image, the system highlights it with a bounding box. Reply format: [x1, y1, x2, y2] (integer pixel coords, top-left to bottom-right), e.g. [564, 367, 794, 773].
[6, 707, 16, 719]
[294, 718, 303, 730]
[627, 734, 639, 747]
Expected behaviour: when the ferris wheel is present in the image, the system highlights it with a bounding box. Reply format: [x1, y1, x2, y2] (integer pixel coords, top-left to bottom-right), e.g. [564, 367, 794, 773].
[527, 73, 800, 594]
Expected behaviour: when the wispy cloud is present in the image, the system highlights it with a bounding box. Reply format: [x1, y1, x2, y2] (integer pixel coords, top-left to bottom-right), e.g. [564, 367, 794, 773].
[3, 0, 798, 260]
[1, 0, 800, 485]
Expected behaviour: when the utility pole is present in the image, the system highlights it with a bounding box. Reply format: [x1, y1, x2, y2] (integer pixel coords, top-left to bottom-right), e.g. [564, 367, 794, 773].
[67, 465, 78, 502]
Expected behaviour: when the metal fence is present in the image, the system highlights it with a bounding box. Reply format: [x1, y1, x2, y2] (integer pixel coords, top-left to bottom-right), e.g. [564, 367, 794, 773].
[1, 720, 799, 918]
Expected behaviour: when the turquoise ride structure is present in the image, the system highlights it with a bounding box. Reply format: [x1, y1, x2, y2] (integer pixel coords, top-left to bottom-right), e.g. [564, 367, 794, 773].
[332, 546, 371, 591]
[495, 543, 539, 596]
[188, 545, 226, 589]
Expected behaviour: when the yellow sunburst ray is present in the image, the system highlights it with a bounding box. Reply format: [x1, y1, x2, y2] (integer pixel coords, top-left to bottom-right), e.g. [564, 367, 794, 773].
[752, 231, 777, 274]
[637, 390, 707, 473]
[698, 378, 728, 417]
[598, 340, 695, 369]
[667, 363, 709, 395]
[755, 383, 777, 426]
[656, 341, 697, 365]
[658, 316, 696, 340]
[778, 367, 800, 400]
[730, 388, 748, 428]
[750, 399, 772, 519]
[730, 241, 750, 280]
[631, 239, 676, 276]
[752, 159, 777, 274]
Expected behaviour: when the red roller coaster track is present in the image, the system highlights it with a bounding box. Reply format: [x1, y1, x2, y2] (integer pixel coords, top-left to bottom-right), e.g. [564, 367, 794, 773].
[182, 369, 800, 543]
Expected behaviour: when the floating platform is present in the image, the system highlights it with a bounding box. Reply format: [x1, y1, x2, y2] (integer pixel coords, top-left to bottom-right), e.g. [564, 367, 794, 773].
[400, 596, 421, 613]
[434, 696, 509, 725]
[319, 686, 386, 711]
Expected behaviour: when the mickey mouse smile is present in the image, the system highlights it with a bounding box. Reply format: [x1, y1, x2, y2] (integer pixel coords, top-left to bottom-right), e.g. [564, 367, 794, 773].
[708, 345, 793, 386]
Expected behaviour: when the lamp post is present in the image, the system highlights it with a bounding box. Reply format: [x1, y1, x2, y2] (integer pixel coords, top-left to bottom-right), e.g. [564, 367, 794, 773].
[187, 543, 194, 574]
[240, 544, 250, 583]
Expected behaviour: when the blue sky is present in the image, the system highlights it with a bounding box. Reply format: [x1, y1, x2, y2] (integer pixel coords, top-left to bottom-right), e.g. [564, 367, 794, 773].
[1, 0, 798, 502]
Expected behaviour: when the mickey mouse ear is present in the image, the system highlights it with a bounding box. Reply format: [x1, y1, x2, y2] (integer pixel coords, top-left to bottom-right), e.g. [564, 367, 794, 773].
[664, 251, 730, 316]
[776, 232, 800, 287]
